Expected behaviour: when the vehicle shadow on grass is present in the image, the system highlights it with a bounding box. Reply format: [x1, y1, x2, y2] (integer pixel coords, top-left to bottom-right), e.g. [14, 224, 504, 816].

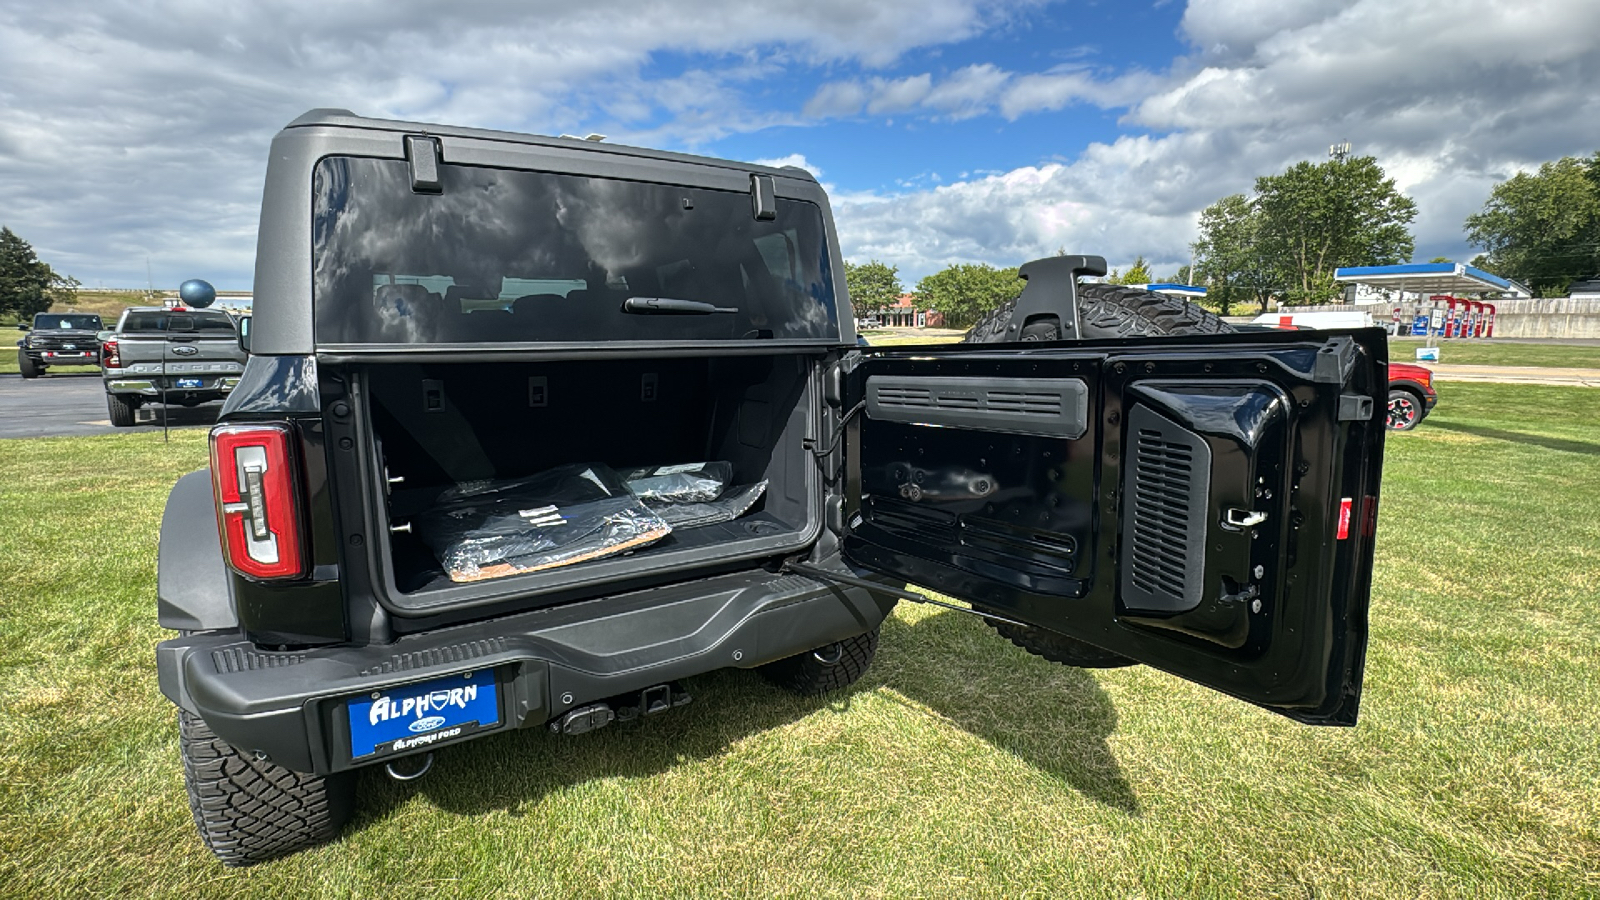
[1427, 420, 1600, 456]
[350, 607, 1137, 831]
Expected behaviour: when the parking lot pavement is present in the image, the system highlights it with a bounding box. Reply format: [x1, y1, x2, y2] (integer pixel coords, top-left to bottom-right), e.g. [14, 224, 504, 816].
[0, 372, 222, 438]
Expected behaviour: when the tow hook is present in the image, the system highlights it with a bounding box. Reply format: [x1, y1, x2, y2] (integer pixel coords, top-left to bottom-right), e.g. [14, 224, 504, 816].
[615, 682, 692, 723]
[385, 752, 434, 782]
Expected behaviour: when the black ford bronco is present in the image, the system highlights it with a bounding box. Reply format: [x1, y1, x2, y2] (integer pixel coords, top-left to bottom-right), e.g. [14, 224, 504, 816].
[156, 110, 1387, 866]
[15, 312, 104, 376]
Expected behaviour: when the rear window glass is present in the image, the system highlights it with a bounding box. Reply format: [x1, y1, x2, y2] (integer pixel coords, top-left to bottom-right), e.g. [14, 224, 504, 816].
[120, 311, 236, 334]
[33, 314, 102, 330]
[311, 157, 840, 345]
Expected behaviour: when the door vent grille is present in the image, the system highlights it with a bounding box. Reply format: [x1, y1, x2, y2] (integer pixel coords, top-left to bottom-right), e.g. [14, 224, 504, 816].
[874, 385, 935, 407]
[867, 497, 958, 543]
[866, 376, 1087, 438]
[1120, 404, 1209, 613]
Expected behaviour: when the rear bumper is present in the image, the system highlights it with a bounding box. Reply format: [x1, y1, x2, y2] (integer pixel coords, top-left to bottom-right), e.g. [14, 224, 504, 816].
[26, 350, 99, 365]
[106, 377, 239, 396]
[158, 566, 897, 775]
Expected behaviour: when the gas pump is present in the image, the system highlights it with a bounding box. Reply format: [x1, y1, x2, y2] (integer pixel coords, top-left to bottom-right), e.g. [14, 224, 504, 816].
[1446, 296, 1465, 338]
[1485, 302, 1497, 338]
[1430, 295, 1454, 338]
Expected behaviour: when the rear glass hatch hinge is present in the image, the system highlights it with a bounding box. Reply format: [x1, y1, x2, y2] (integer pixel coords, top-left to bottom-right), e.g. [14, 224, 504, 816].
[405, 135, 442, 194]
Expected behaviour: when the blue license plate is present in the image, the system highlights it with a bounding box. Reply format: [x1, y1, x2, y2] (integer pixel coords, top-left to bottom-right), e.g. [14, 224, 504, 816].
[175, 377, 204, 389]
[346, 669, 499, 760]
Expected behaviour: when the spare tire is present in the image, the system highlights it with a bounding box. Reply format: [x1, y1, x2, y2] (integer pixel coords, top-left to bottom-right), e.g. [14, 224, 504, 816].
[962, 282, 1234, 668]
[963, 281, 1232, 343]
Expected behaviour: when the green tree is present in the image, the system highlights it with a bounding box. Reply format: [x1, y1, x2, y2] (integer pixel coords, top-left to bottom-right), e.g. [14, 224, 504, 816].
[1254, 156, 1417, 305]
[0, 227, 76, 321]
[843, 260, 903, 318]
[1108, 255, 1153, 285]
[1465, 154, 1600, 296]
[1192, 193, 1276, 316]
[914, 263, 1024, 329]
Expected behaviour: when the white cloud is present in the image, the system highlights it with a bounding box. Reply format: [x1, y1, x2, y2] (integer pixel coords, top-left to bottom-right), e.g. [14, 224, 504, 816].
[3, 0, 1598, 294]
[923, 64, 1013, 119]
[801, 61, 1146, 123]
[0, 0, 1042, 287]
[866, 74, 934, 114]
[802, 81, 872, 118]
[749, 154, 823, 178]
[834, 0, 1600, 284]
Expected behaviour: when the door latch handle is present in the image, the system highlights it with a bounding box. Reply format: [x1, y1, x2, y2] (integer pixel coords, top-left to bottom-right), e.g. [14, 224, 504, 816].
[1224, 508, 1268, 528]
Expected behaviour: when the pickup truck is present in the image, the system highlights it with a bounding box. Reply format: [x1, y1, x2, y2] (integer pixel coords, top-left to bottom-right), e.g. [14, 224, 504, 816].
[156, 109, 1388, 866]
[15, 312, 104, 376]
[101, 307, 246, 426]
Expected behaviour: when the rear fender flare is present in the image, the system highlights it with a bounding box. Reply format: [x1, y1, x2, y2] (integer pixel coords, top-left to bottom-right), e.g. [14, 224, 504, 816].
[158, 469, 239, 632]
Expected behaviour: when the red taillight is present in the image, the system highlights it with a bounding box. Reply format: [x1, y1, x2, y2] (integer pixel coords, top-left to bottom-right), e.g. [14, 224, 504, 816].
[102, 339, 120, 368]
[210, 423, 306, 580]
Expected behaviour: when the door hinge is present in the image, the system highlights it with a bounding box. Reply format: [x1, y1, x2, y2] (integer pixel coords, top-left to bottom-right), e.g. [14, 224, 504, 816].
[805, 399, 865, 457]
[406, 135, 442, 194]
[749, 174, 776, 220]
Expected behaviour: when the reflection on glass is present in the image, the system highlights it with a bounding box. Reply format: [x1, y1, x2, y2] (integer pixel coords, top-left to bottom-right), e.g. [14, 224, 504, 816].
[312, 157, 839, 345]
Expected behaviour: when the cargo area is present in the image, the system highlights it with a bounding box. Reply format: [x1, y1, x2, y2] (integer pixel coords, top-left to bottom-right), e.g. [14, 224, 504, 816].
[357, 354, 821, 604]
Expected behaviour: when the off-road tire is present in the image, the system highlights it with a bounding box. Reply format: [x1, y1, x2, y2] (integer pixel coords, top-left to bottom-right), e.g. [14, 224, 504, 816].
[758, 627, 879, 695]
[107, 392, 138, 427]
[962, 281, 1232, 344]
[178, 710, 356, 867]
[963, 281, 1234, 668]
[17, 351, 41, 378]
[1386, 388, 1423, 431]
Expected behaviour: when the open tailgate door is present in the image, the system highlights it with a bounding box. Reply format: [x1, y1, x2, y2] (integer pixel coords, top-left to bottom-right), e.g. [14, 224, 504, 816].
[843, 330, 1387, 725]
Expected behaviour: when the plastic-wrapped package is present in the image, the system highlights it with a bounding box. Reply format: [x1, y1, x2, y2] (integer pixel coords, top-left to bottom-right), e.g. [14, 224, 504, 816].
[415, 464, 671, 583]
[621, 462, 733, 504]
[649, 481, 768, 528]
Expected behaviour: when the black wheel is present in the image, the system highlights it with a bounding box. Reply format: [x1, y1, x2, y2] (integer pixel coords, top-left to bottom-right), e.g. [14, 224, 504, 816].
[964, 281, 1234, 668]
[178, 710, 356, 867]
[107, 393, 138, 427]
[758, 627, 879, 695]
[17, 352, 41, 378]
[1387, 389, 1423, 431]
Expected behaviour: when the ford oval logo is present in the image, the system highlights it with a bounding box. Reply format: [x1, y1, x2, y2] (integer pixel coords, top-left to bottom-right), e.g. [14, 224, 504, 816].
[410, 715, 447, 733]
[171, 345, 199, 356]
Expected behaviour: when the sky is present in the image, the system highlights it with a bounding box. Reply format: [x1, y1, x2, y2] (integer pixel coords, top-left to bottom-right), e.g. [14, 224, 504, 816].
[2, 0, 1599, 291]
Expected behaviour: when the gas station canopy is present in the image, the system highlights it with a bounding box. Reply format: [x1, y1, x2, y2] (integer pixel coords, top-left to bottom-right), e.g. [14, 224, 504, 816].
[1333, 263, 1520, 296]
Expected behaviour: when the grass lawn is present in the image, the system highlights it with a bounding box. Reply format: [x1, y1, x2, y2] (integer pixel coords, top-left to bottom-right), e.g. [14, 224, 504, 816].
[860, 328, 963, 347]
[868, 329, 1600, 369]
[1388, 338, 1600, 369]
[2, 383, 1599, 897]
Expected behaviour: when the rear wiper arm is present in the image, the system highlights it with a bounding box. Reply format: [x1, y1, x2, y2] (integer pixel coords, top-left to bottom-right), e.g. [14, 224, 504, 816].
[622, 296, 738, 315]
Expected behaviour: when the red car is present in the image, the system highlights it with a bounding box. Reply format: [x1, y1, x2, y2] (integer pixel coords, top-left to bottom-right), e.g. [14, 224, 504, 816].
[1387, 362, 1437, 430]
